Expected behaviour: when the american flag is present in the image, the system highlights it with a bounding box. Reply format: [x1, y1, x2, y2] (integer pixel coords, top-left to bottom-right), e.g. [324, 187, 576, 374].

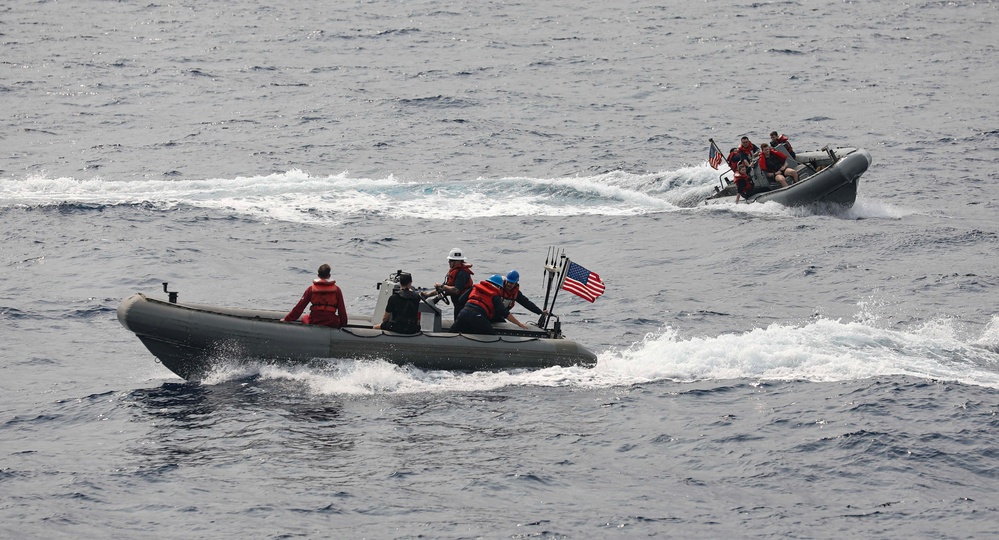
[561, 261, 606, 303]
[708, 145, 723, 169]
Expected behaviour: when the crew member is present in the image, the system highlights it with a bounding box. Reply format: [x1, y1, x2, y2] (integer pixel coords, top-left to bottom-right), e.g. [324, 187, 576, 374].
[425, 247, 473, 319]
[759, 143, 799, 187]
[450, 275, 528, 335]
[738, 136, 759, 157]
[733, 162, 769, 203]
[283, 263, 348, 327]
[496, 270, 547, 323]
[374, 272, 422, 334]
[727, 136, 759, 170]
[769, 131, 796, 159]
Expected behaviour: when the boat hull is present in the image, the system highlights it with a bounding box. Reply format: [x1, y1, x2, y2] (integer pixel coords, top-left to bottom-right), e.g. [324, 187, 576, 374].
[707, 148, 871, 207]
[118, 294, 598, 380]
[752, 148, 869, 207]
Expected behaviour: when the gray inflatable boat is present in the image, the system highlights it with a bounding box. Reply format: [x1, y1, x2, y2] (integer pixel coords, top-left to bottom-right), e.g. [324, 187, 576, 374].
[705, 145, 872, 207]
[118, 265, 598, 380]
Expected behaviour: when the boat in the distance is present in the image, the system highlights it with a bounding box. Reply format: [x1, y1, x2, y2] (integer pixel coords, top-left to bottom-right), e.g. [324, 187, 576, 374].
[117, 250, 598, 380]
[705, 143, 872, 207]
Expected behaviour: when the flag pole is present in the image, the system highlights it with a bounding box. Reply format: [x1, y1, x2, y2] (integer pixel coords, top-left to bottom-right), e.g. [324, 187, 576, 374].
[548, 254, 569, 315]
[708, 138, 735, 188]
[539, 246, 562, 329]
[542, 255, 570, 337]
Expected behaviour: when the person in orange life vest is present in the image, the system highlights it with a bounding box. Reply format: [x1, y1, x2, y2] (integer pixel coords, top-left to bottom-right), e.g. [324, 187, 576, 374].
[423, 247, 473, 319]
[726, 147, 748, 171]
[497, 270, 547, 322]
[449, 275, 528, 335]
[758, 143, 798, 187]
[282, 263, 348, 327]
[728, 136, 758, 170]
[769, 131, 796, 159]
[374, 272, 422, 334]
[455, 269, 547, 322]
[739, 136, 759, 157]
[733, 161, 770, 203]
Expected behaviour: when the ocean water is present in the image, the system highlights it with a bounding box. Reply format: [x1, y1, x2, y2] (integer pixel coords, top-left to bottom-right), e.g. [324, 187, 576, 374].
[3, 0, 999, 537]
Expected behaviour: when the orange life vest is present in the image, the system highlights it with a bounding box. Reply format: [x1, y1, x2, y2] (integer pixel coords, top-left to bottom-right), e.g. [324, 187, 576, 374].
[444, 263, 474, 292]
[309, 279, 340, 312]
[773, 135, 794, 155]
[465, 281, 499, 320]
[500, 283, 519, 309]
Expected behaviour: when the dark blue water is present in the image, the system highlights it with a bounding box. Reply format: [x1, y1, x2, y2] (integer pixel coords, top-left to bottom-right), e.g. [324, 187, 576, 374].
[3, 0, 999, 537]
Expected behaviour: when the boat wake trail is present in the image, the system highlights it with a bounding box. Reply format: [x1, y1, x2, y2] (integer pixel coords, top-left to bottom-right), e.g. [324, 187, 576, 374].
[3, 167, 899, 221]
[192, 316, 999, 394]
[1, 168, 719, 221]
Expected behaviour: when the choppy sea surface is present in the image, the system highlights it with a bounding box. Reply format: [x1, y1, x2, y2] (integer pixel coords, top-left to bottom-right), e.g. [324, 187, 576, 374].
[3, 0, 999, 537]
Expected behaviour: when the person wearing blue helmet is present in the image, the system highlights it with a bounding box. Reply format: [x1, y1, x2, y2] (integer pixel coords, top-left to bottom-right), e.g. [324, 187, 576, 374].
[449, 274, 529, 335]
[497, 269, 547, 323]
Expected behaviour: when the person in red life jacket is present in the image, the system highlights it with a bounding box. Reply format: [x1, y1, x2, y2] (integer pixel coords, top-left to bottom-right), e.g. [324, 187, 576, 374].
[456, 269, 548, 323]
[282, 263, 348, 327]
[449, 275, 528, 335]
[727, 136, 759, 170]
[497, 270, 547, 322]
[423, 247, 474, 319]
[733, 161, 769, 203]
[769, 131, 796, 159]
[758, 143, 799, 187]
[739, 136, 759, 157]
[374, 271, 422, 334]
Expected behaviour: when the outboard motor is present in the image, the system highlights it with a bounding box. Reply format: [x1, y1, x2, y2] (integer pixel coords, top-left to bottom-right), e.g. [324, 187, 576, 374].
[373, 270, 404, 323]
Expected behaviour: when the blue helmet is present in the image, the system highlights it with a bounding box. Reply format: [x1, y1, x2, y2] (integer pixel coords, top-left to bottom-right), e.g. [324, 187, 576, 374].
[505, 270, 520, 284]
[487, 274, 504, 288]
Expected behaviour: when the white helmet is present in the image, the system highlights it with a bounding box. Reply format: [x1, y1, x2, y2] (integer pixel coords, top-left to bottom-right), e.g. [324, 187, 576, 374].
[447, 247, 466, 261]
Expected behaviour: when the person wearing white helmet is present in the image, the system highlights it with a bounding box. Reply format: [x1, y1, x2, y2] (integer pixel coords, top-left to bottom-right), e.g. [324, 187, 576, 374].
[425, 247, 474, 319]
[449, 274, 528, 335]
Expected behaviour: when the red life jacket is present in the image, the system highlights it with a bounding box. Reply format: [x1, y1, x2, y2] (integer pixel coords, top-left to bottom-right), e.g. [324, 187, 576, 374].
[465, 281, 499, 320]
[500, 283, 519, 309]
[773, 135, 793, 154]
[445, 263, 474, 292]
[759, 149, 787, 172]
[734, 171, 752, 196]
[309, 279, 341, 312]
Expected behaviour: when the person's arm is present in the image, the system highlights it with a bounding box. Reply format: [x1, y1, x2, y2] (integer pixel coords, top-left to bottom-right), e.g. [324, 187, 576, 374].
[505, 312, 528, 329]
[515, 291, 544, 315]
[283, 288, 311, 322]
[336, 287, 348, 326]
[379, 295, 396, 325]
[493, 297, 528, 329]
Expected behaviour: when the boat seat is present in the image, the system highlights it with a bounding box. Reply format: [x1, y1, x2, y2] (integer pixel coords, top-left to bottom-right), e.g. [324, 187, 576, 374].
[378, 330, 424, 337]
[341, 327, 385, 338]
[776, 144, 817, 180]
